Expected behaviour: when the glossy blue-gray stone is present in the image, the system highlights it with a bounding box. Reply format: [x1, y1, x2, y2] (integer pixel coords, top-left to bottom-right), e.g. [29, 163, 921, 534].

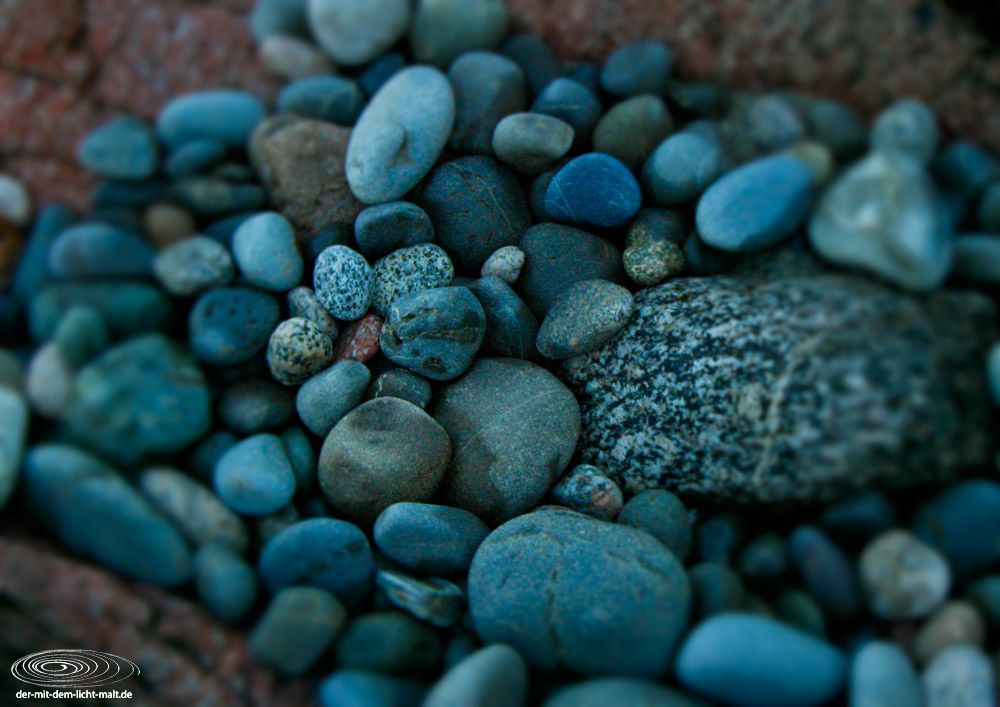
[531, 78, 601, 147]
[354, 201, 434, 261]
[546, 153, 641, 229]
[188, 287, 280, 366]
[319, 670, 427, 707]
[849, 641, 921, 707]
[447, 51, 527, 155]
[164, 139, 227, 179]
[912, 480, 1000, 581]
[214, 434, 296, 516]
[600, 40, 672, 96]
[374, 502, 489, 576]
[23, 444, 192, 586]
[12, 204, 75, 304]
[676, 613, 846, 707]
[76, 116, 158, 181]
[157, 90, 266, 149]
[697, 154, 813, 252]
[232, 212, 304, 291]
[194, 545, 258, 622]
[48, 224, 154, 280]
[643, 132, 725, 205]
[29, 282, 172, 343]
[296, 359, 371, 437]
[277, 76, 366, 125]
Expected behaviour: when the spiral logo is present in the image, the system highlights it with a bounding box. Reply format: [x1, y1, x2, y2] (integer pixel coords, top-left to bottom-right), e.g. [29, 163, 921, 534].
[10, 649, 140, 688]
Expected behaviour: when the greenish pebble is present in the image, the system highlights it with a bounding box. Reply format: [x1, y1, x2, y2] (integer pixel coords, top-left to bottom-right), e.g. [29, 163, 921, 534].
[536, 279, 634, 360]
[492, 112, 574, 175]
[77, 116, 159, 181]
[410, 0, 508, 68]
[335, 611, 443, 675]
[193, 544, 257, 622]
[953, 233, 1000, 282]
[593, 95, 674, 172]
[277, 76, 366, 125]
[53, 306, 109, 369]
[296, 360, 371, 437]
[544, 678, 709, 707]
[251, 586, 347, 677]
[617, 489, 692, 561]
[281, 427, 316, 493]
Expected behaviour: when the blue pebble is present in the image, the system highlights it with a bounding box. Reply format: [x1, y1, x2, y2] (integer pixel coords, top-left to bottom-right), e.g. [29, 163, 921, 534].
[188, 287, 280, 366]
[531, 78, 602, 147]
[373, 502, 490, 576]
[171, 177, 266, 218]
[358, 53, 407, 98]
[257, 517, 374, 608]
[912, 480, 1000, 581]
[232, 212, 304, 291]
[53, 305, 109, 368]
[214, 434, 297, 516]
[47, 224, 154, 280]
[190, 431, 239, 482]
[250, 0, 309, 40]
[89, 180, 170, 209]
[23, 444, 192, 586]
[933, 140, 1000, 198]
[600, 40, 672, 97]
[545, 153, 641, 229]
[566, 62, 599, 94]
[281, 427, 317, 493]
[319, 669, 428, 707]
[789, 525, 860, 618]
[12, 205, 76, 304]
[849, 641, 921, 707]
[642, 132, 725, 205]
[251, 586, 346, 677]
[296, 360, 371, 437]
[204, 211, 263, 246]
[164, 139, 228, 179]
[277, 76, 367, 125]
[676, 613, 845, 707]
[696, 154, 813, 252]
[76, 116, 159, 181]
[157, 90, 266, 149]
[194, 544, 258, 622]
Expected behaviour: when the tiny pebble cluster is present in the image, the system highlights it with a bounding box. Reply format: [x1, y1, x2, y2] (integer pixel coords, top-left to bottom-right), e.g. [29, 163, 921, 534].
[3, 0, 1000, 706]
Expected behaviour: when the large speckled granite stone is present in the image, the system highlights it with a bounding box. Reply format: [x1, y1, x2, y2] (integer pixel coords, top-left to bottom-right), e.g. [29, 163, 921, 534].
[558, 253, 996, 505]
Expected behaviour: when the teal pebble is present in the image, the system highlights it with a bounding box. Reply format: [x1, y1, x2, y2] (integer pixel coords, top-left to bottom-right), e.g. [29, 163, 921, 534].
[164, 139, 228, 179]
[277, 76, 367, 125]
[53, 305, 109, 368]
[232, 212, 304, 291]
[296, 360, 371, 437]
[188, 287, 280, 366]
[157, 90, 266, 149]
[250, 586, 347, 677]
[76, 116, 159, 181]
[319, 670, 428, 707]
[280, 426, 316, 492]
[194, 544, 257, 622]
[29, 282, 171, 343]
[849, 641, 921, 707]
[214, 433, 297, 516]
[170, 177, 266, 218]
[48, 224, 154, 280]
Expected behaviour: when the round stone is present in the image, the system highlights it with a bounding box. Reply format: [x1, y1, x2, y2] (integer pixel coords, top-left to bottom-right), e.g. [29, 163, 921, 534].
[643, 132, 725, 205]
[259, 34, 334, 80]
[153, 235, 234, 296]
[250, 586, 346, 677]
[354, 201, 435, 261]
[380, 286, 486, 381]
[626, 208, 691, 248]
[277, 76, 366, 125]
[218, 377, 295, 434]
[48, 224, 154, 280]
[144, 203, 196, 248]
[530, 78, 602, 147]
[549, 463, 623, 521]
[600, 41, 672, 96]
[922, 647, 995, 707]
[371, 243, 454, 316]
[410, 0, 509, 68]
[480, 245, 524, 284]
[374, 502, 489, 576]
[188, 287, 280, 366]
[870, 99, 938, 163]
[287, 286, 338, 339]
[617, 489, 692, 561]
[623, 240, 685, 287]
[157, 90, 266, 149]
[76, 116, 159, 181]
[913, 601, 985, 666]
[308, 0, 410, 66]
[448, 51, 527, 155]
[468, 508, 691, 676]
[0, 174, 31, 227]
[214, 434, 297, 516]
[346, 66, 455, 204]
[593, 95, 674, 172]
[850, 642, 921, 707]
[859, 530, 951, 621]
[492, 112, 574, 175]
[296, 359, 371, 436]
[536, 279, 635, 360]
[789, 525, 860, 618]
[545, 153, 642, 229]
[266, 317, 335, 385]
[423, 645, 527, 707]
[232, 212, 304, 292]
[432, 358, 580, 525]
[194, 544, 257, 622]
[313, 245, 374, 320]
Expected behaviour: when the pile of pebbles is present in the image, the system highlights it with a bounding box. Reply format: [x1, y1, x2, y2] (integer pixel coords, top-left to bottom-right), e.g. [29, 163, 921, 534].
[2, 0, 1000, 705]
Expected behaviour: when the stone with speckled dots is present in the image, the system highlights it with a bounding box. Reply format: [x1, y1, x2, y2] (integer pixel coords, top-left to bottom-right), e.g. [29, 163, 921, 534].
[266, 317, 335, 386]
[536, 279, 634, 360]
[371, 243, 454, 317]
[313, 245, 374, 321]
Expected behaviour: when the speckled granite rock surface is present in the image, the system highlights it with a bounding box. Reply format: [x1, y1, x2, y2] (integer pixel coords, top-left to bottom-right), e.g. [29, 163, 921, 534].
[558, 254, 997, 505]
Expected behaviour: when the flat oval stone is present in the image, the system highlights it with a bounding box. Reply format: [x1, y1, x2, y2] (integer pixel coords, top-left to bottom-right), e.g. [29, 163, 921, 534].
[214, 434, 297, 516]
[308, 0, 410, 66]
[600, 41, 672, 96]
[790, 525, 860, 618]
[696, 154, 813, 252]
[374, 502, 489, 575]
[432, 358, 580, 524]
[313, 245, 374, 320]
[423, 645, 527, 707]
[371, 243, 454, 316]
[531, 78, 602, 148]
[593, 94, 674, 173]
[53, 305, 108, 368]
[77, 116, 159, 181]
[492, 112, 574, 175]
[346, 66, 455, 204]
[277, 76, 366, 125]
[189, 287, 280, 366]
[643, 132, 725, 205]
[250, 586, 346, 677]
[410, 0, 509, 68]
[259, 35, 334, 80]
[267, 317, 335, 385]
[354, 201, 435, 261]
[23, 444, 192, 586]
[617, 489, 692, 561]
[171, 178, 266, 218]
[0, 388, 27, 510]
[297, 359, 371, 436]
[536, 279, 635, 360]
[380, 286, 486, 380]
[447, 51, 527, 155]
[163, 140, 227, 179]
[157, 90, 266, 149]
[469, 509, 690, 676]
[466, 276, 539, 360]
[153, 235, 234, 296]
[48, 224, 154, 280]
[194, 544, 257, 622]
[318, 397, 452, 524]
[546, 153, 641, 229]
[850, 641, 921, 707]
[675, 614, 845, 706]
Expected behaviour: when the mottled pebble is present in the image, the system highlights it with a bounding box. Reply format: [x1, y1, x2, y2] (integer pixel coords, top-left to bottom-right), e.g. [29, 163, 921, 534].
[193, 544, 257, 622]
[374, 502, 489, 576]
[480, 245, 525, 284]
[250, 586, 346, 676]
[859, 530, 950, 620]
[334, 313, 383, 362]
[313, 245, 374, 320]
[287, 286, 339, 338]
[266, 317, 335, 385]
[627, 207, 691, 248]
[549, 464, 622, 521]
[623, 240, 685, 286]
[492, 112, 574, 175]
[214, 434, 296, 516]
[153, 235, 234, 296]
[913, 601, 985, 665]
[536, 279, 634, 360]
[371, 243, 454, 316]
[923, 646, 995, 707]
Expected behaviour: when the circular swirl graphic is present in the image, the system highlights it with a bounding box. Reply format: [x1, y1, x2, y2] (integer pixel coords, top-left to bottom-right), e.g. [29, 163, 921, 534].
[11, 649, 140, 688]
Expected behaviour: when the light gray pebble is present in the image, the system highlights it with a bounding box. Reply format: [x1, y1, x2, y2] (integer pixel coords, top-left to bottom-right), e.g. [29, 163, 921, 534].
[851, 641, 921, 707]
[153, 235, 235, 296]
[859, 530, 951, 621]
[0, 174, 31, 226]
[871, 99, 938, 163]
[536, 279, 635, 360]
[267, 317, 335, 386]
[313, 245, 374, 320]
[923, 646, 995, 707]
[25, 343, 73, 418]
[623, 240, 685, 286]
[259, 34, 335, 80]
[914, 601, 985, 666]
[492, 112, 573, 174]
[480, 245, 525, 284]
[307, 0, 410, 66]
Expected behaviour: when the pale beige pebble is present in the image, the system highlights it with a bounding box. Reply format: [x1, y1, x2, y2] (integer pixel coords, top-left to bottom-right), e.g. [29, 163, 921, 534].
[260, 34, 336, 80]
[0, 174, 32, 227]
[914, 600, 985, 666]
[858, 529, 951, 621]
[480, 245, 524, 284]
[25, 343, 74, 418]
[144, 203, 197, 248]
[786, 141, 834, 186]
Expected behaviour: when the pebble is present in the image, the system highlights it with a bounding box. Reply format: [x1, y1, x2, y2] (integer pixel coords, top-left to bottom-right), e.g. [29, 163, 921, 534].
[62, 334, 211, 465]
[53, 305, 108, 368]
[281, 427, 316, 491]
[371, 243, 454, 316]
[153, 235, 234, 296]
[434, 358, 580, 524]
[675, 613, 845, 707]
[163, 140, 228, 179]
[214, 434, 297, 516]
[48, 223, 154, 280]
[334, 313, 383, 362]
[250, 586, 346, 677]
[741, 94, 808, 152]
[934, 139, 1000, 197]
[819, 490, 897, 548]
[492, 112, 573, 175]
[0, 389, 27, 510]
[157, 90, 266, 149]
[375, 569, 465, 627]
[870, 99, 938, 163]
[266, 317, 335, 385]
[0, 174, 31, 227]
[346, 66, 455, 204]
[802, 97, 867, 159]
[977, 181, 1000, 232]
[171, 177, 266, 218]
[849, 641, 922, 707]
[0, 348, 24, 391]
[809, 151, 951, 290]
[469, 508, 690, 676]
[952, 233, 1000, 282]
[312, 245, 373, 319]
[354, 203, 434, 263]
[296, 360, 370, 436]
[643, 132, 725, 206]
[466, 276, 539, 359]
[448, 51, 527, 155]
[550, 464, 623, 521]
[964, 575, 1000, 626]
[89, 180, 169, 210]
[911, 480, 1000, 581]
[858, 530, 950, 620]
[365, 368, 432, 408]
[913, 601, 985, 666]
[27, 284, 172, 342]
[922, 646, 995, 707]
[230, 212, 304, 291]
[410, 0, 509, 67]
[623, 240, 686, 286]
[627, 207, 691, 248]
[789, 525, 860, 618]
[308, 0, 410, 65]
[139, 468, 248, 554]
[318, 397, 452, 523]
[193, 544, 257, 622]
[689, 563, 747, 619]
[600, 41, 672, 96]
[205, 212, 259, 245]
[250, 0, 309, 40]
[336, 611, 443, 675]
[531, 78, 602, 147]
[536, 279, 634, 360]
[419, 156, 531, 274]
[257, 504, 302, 546]
[188, 287, 280, 366]
[380, 286, 486, 380]
[318, 670, 427, 707]
[543, 678, 708, 707]
[593, 94, 674, 172]
[76, 116, 159, 181]
[23, 444, 192, 586]
[13, 204, 74, 304]
[737, 532, 789, 580]
[518, 223, 627, 318]
[786, 141, 834, 186]
[696, 154, 813, 252]
[545, 153, 642, 229]
[480, 245, 524, 284]
[617, 490, 692, 561]
[259, 34, 334, 80]
[776, 589, 826, 638]
[25, 343, 73, 417]
[218, 378, 295, 435]
[501, 33, 564, 97]
[277, 76, 366, 125]
[357, 52, 406, 96]
[423, 645, 527, 707]
[286, 286, 338, 339]
[374, 502, 489, 575]
[258, 517, 373, 607]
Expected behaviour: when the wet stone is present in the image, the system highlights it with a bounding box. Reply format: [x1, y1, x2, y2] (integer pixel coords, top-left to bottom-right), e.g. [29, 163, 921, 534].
[266, 317, 335, 386]
[354, 202, 435, 262]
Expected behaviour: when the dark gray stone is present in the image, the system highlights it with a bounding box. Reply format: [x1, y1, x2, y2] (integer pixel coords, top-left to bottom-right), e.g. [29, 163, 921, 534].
[789, 525, 860, 618]
[466, 276, 539, 360]
[593, 95, 674, 172]
[531, 78, 602, 149]
[354, 202, 435, 261]
[374, 502, 489, 575]
[500, 33, 563, 97]
[448, 51, 526, 155]
[218, 377, 295, 434]
[617, 490, 692, 561]
[336, 611, 443, 675]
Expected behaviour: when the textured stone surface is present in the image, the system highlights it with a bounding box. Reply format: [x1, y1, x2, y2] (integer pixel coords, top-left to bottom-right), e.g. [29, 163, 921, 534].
[558, 254, 996, 504]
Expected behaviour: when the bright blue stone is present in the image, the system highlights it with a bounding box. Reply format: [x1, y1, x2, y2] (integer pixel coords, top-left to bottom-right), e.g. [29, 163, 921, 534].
[545, 153, 641, 229]
[214, 434, 296, 516]
[47, 223, 154, 280]
[277, 76, 366, 126]
[696, 154, 813, 252]
[164, 139, 228, 179]
[76, 116, 159, 181]
[157, 90, 266, 149]
[676, 613, 845, 707]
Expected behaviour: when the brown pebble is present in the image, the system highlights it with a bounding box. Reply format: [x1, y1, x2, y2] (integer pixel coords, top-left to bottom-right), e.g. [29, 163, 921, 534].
[144, 203, 196, 248]
[914, 600, 985, 666]
[0, 215, 24, 289]
[334, 314, 383, 363]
